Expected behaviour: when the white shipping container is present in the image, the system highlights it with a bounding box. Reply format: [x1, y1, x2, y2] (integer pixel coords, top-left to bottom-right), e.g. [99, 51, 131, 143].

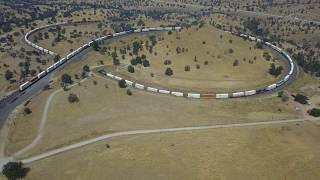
[216, 93, 229, 99]
[159, 89, 170, 94]
[244, 90, 256, 96]
[113, 76, 122, 81]
[135, 83, 144, 90]
[171, 92, 184, 97]
[147, 87, 158, 92]
[187, 93, 201, 99]
[266, 84, 277, 90]
[232, 92, 245, 97]
[106, 73, 114, 78]
[37, 71, 46, 78]
[125, 80, 133, 86]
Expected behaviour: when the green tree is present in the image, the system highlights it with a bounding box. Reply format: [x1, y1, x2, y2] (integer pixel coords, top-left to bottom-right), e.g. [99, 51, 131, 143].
[5, 70, 13, 81]
[2, 162, 29, 180]
[128, 65, 135, 73]
[61, 73, 73, 84]
[165, 67, 173, 76]
[83, 65, 90, 72]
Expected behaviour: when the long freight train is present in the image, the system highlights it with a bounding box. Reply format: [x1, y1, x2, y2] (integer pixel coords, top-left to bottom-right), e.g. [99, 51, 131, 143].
[20, 25, 181, 91]
[21, 23, 294, 99]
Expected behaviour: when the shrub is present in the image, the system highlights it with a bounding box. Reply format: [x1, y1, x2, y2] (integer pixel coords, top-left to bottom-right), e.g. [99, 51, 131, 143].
[23, 107, 32, 115]
[61, 73, 73, 84]
[204, 61, 208, 65]
[83, 65, 90, 72]
[127, 89, 132, 96]
[68, 93, 79, 103]
[118, 79, 127, 88]
[269, 63, 283, 77]
[128, 65, 135, 73]
[184, 65, 190, 72]
[165, 67, 173, 76]
[5, 70, 13, 80]
[164, 59, 171, 65]
[308, 108, 320, 117]
[278, 91, 289, 102]
[294, 94, 309, 104]
[142, 60, 150, 67]
[196, 64, 200, 69]
[233, 60, 239, 66]
[2, 162, 29, 180]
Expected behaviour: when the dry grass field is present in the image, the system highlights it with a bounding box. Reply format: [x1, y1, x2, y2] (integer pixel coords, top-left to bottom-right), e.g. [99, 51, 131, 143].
[106, 25, 285, 92]
[23, 121, 320, 180]
[5, 57, 300, 159]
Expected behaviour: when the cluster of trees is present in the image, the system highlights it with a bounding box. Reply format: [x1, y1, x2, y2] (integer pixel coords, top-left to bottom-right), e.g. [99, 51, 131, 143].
[308, 108, 320, 117]
[2, 162, 29, 180]
[130, 55, 150, 67]
[294, 94, 309, 104]
[269, 63, 283, 77]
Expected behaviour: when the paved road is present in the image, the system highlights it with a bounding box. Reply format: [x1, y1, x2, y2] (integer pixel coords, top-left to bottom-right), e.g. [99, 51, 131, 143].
[20, 117, 319, 164]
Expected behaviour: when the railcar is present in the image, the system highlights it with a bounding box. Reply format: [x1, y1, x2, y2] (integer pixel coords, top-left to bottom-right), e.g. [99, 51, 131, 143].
[30, 76, 39, 83]
[232, 92, 245, 98]
[113, 76, 122, 81]
[159, 89, 170, 94]
[46, 65, 55, 73]
[19, 81, 31, 91]
[106, 73, 114, 79]
[266, 84, 277, 90]
[142, 28, 150, 32]
[135, 83, 144, 90]
[134, 29, 142, 33]
[216, 93, 229, 99]
[147, 87, 158, 92]
[125, 80, 133, 86]
[37, 71, 46, 79]
[171, 92, 184, 97]
[244, 90, 256, 96]
[187, 93, 201, 98]
[200, 93, 216, 99]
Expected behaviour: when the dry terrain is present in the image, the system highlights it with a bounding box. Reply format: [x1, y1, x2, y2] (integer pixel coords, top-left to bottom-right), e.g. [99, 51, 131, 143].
[22, 120, 320, 180]
[105, 25, 286, 92]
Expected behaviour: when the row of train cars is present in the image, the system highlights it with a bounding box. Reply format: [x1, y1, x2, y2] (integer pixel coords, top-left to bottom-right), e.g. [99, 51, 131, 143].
[102, 31, 295, 99]
[21, 22, 295, 99]
[20, 22, 181, 91]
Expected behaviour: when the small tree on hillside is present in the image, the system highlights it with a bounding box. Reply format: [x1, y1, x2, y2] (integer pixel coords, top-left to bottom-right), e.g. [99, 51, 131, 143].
[68, 93, 79, 103]
[2, 162, 29, 180]
[128, 65, 135, 73]
[165, 67, 173, 76]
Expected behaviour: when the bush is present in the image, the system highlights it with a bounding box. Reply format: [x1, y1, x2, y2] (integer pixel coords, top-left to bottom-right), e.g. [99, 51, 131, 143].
[204, 61, 208, 65]
[127, 89, 132, 96]
[184, 65, 190, 72]
[128, 65, 135, 73]
[118, 79, 127, 88]
[278, 91, 289, 102]
[2, 162, 29, 180]
[233, 60, 239, 66]
[5, 70, 13, 81]
[164, 59, 171, 65]
[294, 94, 309, 104]
[68, 93, 79, 103]
[61, 74, 73, 84]
[142, 60, 150, 67]
[308, 108, 320, 117]
[83, 65, 90, 72]
[196, 64, 200, 69]
[23, 107, 32, 115]
[165, 67, 173, 76]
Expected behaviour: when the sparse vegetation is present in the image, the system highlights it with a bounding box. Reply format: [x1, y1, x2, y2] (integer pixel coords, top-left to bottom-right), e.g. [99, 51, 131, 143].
[68, 93, 79, 103]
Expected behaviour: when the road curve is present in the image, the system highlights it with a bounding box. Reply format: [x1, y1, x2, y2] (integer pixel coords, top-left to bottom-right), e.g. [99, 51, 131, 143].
[20, 117, 319, 164]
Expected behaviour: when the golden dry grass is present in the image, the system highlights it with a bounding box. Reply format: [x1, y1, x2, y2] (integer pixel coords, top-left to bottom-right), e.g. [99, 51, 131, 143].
[25, 121, 320, 180]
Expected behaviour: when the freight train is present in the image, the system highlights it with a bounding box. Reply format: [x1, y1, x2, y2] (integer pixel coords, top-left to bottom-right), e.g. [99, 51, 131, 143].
[21, 22, 294, 100]
[20, 24, 181, 91]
